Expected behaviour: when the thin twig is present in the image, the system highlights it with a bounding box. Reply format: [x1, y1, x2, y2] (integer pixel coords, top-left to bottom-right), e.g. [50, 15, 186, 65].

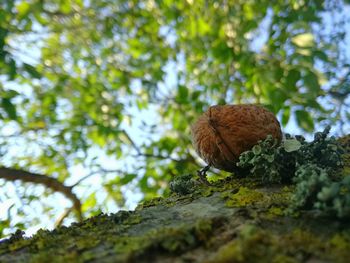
[122, 129, 190, 163]
[0, 167, 82, 221]
[55, 207, 73, 227]
[70, 168, 123, 188]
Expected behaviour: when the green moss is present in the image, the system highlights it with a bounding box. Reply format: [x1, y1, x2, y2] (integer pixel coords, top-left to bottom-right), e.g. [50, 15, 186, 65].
[208, 225, 283, 263]
[1, 152, 350, 263]
[7, 238, 30, 252]
[209, 240, 242, 262]
[338, 135, 350, 177]
[110, 217, 215, 261]
[279, 229, 350, 262]
[222, 187, 266, 207]
[200, 187, 216, 197]
[137, 197, 164, 209]
[283, 228, 324, 252]
[271, 255, 298, 263]
[0, 211, 215, 262]
[113, 236, 151, 256]
[208, 224, 350, 263]
[193, 218, 214, 243]
[124, 214, 142, 225]
[267, 207, 284, 217]
[328, 233, 350, 262]
[162, 218, 214, 252]
[330, 234, 349, 250]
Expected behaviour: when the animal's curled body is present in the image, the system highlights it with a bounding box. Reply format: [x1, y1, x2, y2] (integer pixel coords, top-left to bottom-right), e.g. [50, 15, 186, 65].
[191, 104, 282, 172]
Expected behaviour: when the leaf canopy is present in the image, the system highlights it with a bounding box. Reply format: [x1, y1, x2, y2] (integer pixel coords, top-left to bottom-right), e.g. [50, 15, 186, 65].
[0, 0, 349, 236]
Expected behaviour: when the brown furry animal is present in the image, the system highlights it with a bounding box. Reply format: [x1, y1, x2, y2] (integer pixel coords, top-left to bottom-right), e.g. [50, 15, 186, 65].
[191, 104, 282, 172]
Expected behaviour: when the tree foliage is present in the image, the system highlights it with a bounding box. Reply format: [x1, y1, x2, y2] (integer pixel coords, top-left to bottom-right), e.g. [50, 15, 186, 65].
[0, 0, 349, 236]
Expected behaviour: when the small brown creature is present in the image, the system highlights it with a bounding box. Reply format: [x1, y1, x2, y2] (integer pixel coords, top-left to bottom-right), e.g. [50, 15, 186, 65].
[191, 104, 282, 173]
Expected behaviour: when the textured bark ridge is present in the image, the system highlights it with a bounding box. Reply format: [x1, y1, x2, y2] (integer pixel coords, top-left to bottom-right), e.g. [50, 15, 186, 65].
[191, 104, 282, 172]
[1, 175, 350, 263]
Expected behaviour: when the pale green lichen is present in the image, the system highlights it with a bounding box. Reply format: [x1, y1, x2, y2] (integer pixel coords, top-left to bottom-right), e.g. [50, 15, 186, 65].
[169, 174, 195, 195]
[237, 126, 344, 183]
[292, 164, 350, 217]
[237, 126, 349, 218]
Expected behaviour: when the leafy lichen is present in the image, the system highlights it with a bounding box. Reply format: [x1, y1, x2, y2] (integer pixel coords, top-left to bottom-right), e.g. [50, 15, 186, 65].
[237, 126, 349, 218]
[169, 174, 195, 195]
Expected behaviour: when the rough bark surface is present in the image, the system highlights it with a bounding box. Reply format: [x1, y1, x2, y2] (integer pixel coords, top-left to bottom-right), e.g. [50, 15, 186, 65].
[1, 175, 350, 263]
[1, 136, 350, 263]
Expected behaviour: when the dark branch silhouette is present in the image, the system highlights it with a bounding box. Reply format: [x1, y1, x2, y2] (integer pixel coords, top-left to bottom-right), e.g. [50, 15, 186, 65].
[0, 167, 82, 221]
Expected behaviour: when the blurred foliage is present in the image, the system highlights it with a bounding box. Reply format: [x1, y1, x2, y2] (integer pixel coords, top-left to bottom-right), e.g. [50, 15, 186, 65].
[0, 0, 350, 236]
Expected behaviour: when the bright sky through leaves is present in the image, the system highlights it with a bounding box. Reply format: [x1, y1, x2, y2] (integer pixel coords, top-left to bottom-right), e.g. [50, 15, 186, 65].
[0, 0, 350, 237]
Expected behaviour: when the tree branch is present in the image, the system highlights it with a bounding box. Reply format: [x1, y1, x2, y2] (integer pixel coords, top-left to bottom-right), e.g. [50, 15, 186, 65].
[70, 168, 123, 188]
[55, 207, 73, 227]
[0, 167, 82, 221]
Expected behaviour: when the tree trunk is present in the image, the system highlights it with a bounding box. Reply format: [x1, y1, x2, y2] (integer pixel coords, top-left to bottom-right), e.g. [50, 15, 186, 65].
[1, 175, 350, 263]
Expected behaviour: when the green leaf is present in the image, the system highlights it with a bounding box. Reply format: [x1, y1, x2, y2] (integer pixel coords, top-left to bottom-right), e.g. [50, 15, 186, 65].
[139, 176, 149, 192]
[285, 69, 301, 91]
[266, 155, 275, 163]
[34, 12, 49, 26]
[1, 98, 17, 120]
[267, 88, 287, 109]
[7, 59, 17, 80]
[23, 63, 41, 79]
[172, 110, 187, 130]
[16, 2, 31, 19]
[120, 173, 137, 185]
[127, 38, 144, 59]
[295, 110, 314, 132]
[313, 50, 328, 62]
[82, 192, 97, 212]
[2, 89, 19, 99]
[281, 106, 290, 126]
[60, 0, 72, 14]
[176, 85, 188, 103]
[304, 72, 320, 95]
[191, 91, 201, 100]
[291, 33, 314, 48]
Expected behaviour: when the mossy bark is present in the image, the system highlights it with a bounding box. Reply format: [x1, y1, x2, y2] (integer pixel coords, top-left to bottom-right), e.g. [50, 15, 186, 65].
[1, 138, 350, 263]
[1, 177, 350, 263]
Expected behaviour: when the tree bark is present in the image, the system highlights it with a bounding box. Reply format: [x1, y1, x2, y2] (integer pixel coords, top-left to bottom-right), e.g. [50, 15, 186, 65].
[0, 175, 350, 263]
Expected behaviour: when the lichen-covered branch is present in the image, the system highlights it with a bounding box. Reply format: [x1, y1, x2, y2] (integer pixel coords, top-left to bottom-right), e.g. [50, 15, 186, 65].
[0, 132, 349, 262]
[1, 177, 350, 262]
